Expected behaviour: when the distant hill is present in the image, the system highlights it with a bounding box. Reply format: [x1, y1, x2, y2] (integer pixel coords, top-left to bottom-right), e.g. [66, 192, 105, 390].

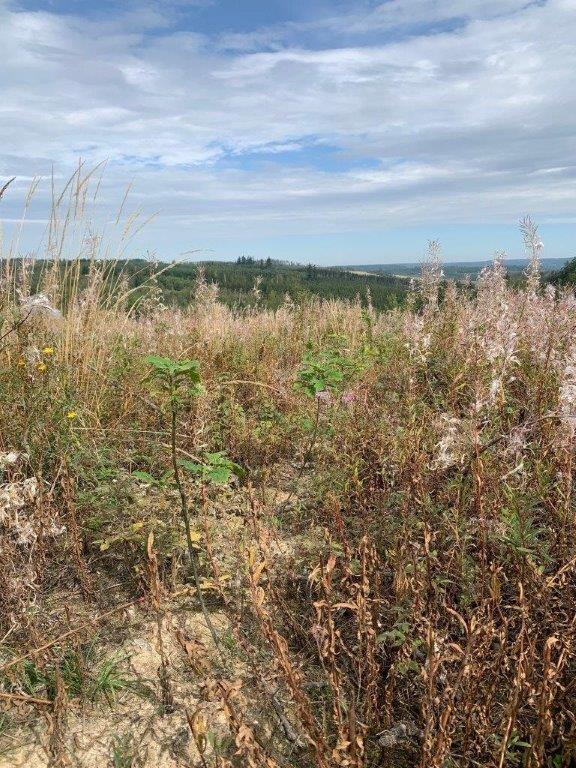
[13, 256, 573, 313]
[341, 257, 570, 281]
[549, 257, 576, 286]
[155, 259, 408, 310]
[11, 257, 408, 312]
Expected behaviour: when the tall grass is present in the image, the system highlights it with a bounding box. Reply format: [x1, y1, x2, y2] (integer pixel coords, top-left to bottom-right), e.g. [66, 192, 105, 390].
[0, 170, 575, 767]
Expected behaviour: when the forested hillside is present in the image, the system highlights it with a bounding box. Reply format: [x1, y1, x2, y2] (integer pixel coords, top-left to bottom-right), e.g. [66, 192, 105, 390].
[550, 256, 576, 286]
[13, 257, 408, 312]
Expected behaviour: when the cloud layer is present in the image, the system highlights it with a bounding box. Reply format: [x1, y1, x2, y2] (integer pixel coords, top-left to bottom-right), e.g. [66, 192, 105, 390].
[1, 0, 575, 259]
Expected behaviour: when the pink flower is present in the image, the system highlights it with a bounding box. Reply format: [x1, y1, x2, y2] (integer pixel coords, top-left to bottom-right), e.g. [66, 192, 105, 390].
[341, 390, 356, 406]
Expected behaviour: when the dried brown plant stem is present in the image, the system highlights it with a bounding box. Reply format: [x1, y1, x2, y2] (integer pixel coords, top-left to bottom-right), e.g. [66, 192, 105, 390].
[0, 599, 140, 674]
[0, 691, 52, 706]
[170, 406, 223, 657]
[276, 395, 322, 514]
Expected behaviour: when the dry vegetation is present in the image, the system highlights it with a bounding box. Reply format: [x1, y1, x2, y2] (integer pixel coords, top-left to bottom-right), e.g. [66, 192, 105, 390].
[0, 172, 575, 767]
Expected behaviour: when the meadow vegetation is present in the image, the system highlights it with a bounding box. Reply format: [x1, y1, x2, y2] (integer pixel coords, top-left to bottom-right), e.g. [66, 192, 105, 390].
[0, 174, 575, 767]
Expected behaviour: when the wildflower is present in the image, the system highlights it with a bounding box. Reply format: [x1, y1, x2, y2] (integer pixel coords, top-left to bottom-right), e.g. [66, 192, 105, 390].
[520, 216, 543, 294]
[488, 378, 502, 404]
[419, 241, 443, 312]
[341, 390, 356, 406]
[66, 411, 78, 420]
[315, 390, 332, 404]
[557, 346, 576, 440]
[36, 362, 47, 372]
[431, 414, 466, 470]
[42, 346, 54, 356]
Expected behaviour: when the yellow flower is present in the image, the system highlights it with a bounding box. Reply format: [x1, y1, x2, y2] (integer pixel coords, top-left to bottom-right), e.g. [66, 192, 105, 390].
[42, 346, 54, 356]
[36, 362, 47, 372]
[66, 411, 77, 420]
[17, 357, 26, 367]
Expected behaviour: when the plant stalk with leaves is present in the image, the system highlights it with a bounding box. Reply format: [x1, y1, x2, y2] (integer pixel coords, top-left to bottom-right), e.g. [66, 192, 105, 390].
[141, 356, 229, 653]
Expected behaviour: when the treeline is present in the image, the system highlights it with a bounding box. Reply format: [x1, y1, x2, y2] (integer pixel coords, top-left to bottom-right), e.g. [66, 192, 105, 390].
[192, 260, 407, 309]
[7, 257, 408, 311]
[8, 254, 573, 311]
[550, 256, 576, 286]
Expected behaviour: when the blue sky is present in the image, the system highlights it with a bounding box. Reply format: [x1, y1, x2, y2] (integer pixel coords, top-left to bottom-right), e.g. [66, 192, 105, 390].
[0, 0, 575, 264]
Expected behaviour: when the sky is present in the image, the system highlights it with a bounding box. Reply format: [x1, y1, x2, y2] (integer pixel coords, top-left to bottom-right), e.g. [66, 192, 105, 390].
[0, 0, 575, 264]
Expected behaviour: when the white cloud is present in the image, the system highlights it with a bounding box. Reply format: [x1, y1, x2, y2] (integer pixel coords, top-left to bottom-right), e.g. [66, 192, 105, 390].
[330, 0, 541, 33]
[0, 0, 574, 256]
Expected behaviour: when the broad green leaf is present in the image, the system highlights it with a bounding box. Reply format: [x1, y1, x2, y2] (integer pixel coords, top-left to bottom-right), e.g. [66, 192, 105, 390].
[178, 459, 203, 474]
[207, 466, 231, 484]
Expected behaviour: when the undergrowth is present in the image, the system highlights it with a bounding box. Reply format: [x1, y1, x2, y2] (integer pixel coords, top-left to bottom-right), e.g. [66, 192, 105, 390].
[0, 171, 575, 767]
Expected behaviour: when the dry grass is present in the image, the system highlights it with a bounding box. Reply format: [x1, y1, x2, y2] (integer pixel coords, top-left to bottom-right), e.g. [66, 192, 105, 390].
[0, 171, 575, 767]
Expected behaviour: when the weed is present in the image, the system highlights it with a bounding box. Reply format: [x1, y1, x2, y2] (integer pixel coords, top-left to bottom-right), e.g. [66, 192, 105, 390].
[89, 653, 132, 704]
[111, 733, 138, 768]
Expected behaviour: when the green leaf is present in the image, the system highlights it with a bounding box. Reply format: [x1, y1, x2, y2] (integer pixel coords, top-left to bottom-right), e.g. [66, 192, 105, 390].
[132, 470, 160, 486]
[173, 359, 201, 381]
[145, 356, 203, 392]
[229, 461, 246, 479]
[178, 452, 245, 484]
[145, 355, 177, 373]
[205, 451, 226, 463]
[177, 459, 203, 474]
[207, 466, 231, 484]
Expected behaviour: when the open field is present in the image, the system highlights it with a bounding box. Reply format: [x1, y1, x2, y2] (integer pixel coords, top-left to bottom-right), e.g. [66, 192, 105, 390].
[1, 188, 575, 767]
